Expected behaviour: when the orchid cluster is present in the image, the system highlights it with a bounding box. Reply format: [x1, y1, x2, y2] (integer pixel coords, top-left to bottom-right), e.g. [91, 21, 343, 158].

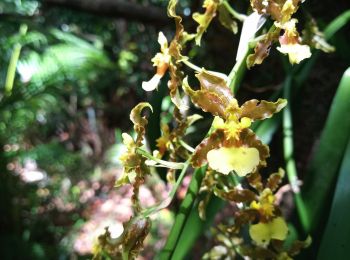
[93, 0, 329, 259]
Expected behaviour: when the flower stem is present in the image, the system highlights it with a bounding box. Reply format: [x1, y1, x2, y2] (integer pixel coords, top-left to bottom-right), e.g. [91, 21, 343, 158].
[179, 139, 195, 153]
[222, 0, 247, 22]
[227, 52, 249, 93]
[136, 148, 185, 169]
[142, 159, 191, 217]
[182, 59, 202, 72]
[282, 75, 309, 230]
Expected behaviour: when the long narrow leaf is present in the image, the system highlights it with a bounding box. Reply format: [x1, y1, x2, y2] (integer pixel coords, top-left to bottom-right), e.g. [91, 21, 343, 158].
[302, 68, 350, 233]
[317, 135, 350, 259]
[160, 166, 206, 259]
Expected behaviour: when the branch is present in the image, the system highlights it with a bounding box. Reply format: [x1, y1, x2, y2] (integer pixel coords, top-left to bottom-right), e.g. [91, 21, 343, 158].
[43, 0, 170, 25]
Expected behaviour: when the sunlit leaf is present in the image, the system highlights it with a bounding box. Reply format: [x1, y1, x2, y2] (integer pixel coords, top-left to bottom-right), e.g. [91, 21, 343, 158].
[318, 139, 350, 259]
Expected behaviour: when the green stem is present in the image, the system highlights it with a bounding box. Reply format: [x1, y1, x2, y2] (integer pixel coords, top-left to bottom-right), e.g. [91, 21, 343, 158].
[227, 50, 249, 93]
[136, 148, 185, 169]
[222, 0, 247, 22]
[179, 139, 195, 153]
[122, 251, 129, 260]
[282, 75, 309, 230]
[142, 159, 191, 217]
[5, 24, 28, 96]
[159, 166, 206, 259]
[182, 59, 202, 72]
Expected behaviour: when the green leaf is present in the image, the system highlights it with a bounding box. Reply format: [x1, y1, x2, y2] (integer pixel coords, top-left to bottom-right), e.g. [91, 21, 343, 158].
[318, 137, 350, 259]
[159, 166, 207, 259]
[302, 68, 350, 233]
[171, 196, 225, 260]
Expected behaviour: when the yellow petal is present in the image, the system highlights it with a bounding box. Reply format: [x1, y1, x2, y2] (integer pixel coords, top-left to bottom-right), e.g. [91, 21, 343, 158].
[277, 43, 312, 64]
[249, 217, 289, 246]
[212, 116, 225, 129]
[270, 217, 289, 241]
[240, 117, 252, 128]
[249, 221, 271, 246]
[122, 133, 134, 146]
[207, 146, 260, 176]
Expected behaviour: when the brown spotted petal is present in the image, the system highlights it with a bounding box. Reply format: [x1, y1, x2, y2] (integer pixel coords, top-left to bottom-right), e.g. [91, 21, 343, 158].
[122, 217, 152, 258]
[193, 0, 220, 45]
[182, 77, 227, 118]
[302, 18, 335, 53]
[215, 187, 257, 203]
[168, 63, 189, 110]
[246, 28, 280, 69]
[247, 171, 264, 192]
[240, 98, 287, 121]
[196, 69, 233, 106]
[130, 102, 153, 145]
[250, 0, 300, 23]
[94, 217, 151, 259]
[239, 244, 277, 259]
[233, 209, 259, 233]
[191, 129, 225, 168]
[288, 236, 312, 256]
[167, 0, 194, 45]
[167, 0, 194, 110]
[266, 168, 285, 192]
